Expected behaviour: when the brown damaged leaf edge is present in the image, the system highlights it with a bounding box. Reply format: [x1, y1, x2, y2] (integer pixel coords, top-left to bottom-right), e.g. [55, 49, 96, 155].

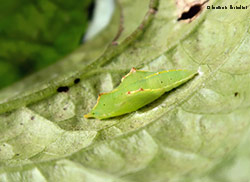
[177, 0, 209, 22]
[0, 0, 160, 114]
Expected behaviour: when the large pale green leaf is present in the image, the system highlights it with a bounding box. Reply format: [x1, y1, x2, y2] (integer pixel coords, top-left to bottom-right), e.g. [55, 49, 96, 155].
[0, 0, 250, 181]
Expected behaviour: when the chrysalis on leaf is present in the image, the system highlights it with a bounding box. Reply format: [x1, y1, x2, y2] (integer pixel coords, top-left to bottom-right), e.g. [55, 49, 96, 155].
[84, 68, 197, 119]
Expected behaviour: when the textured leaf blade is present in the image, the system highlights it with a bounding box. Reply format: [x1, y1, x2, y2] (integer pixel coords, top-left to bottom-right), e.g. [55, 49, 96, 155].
[0, 0, 250, 181]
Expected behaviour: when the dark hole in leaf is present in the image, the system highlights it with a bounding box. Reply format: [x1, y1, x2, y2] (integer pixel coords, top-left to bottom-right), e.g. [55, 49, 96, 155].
[234, 92, 239, 97]
[177, 4, 202, 21]
[74, 78, 80, 84]
[57, 86, 69, 92]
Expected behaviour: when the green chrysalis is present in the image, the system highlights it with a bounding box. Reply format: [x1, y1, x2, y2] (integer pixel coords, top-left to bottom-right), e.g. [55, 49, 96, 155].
[84, 68, 197, 119]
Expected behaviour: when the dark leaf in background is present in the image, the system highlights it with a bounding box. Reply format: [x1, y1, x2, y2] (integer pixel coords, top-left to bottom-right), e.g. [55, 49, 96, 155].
[0, 0, 93, 89]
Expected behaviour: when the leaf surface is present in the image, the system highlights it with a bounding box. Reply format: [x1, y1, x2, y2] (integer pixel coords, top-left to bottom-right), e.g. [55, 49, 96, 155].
[0, 0, 250, 181]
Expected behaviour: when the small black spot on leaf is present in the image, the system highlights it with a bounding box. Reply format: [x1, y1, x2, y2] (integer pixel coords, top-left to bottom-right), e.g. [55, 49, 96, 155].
[234, 92, 239, 97]
[31, 116, 35, 120]
[57, 86, 69, 92]
[74, 78, 80, 84]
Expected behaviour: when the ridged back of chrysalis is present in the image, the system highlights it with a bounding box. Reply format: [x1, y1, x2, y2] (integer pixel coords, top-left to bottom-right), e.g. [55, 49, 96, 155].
[85, 69, 197, 119]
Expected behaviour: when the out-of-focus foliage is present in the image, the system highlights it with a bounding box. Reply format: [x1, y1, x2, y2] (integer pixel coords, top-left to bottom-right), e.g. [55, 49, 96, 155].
[0, 0, 93, 89]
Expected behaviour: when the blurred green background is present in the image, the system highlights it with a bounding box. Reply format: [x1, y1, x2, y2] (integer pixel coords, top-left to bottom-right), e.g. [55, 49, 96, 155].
[0, 0, 94, 89]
